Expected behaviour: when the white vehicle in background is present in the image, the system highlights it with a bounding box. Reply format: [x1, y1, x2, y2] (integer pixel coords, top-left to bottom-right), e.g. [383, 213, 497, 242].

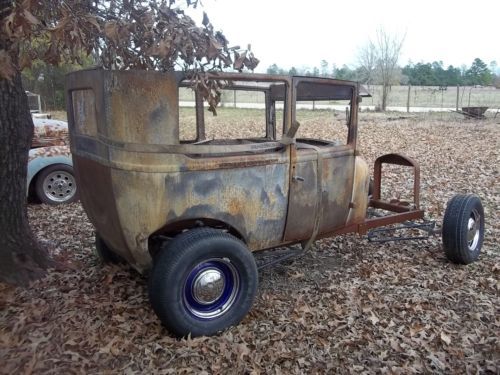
[28, 118, 78, 205]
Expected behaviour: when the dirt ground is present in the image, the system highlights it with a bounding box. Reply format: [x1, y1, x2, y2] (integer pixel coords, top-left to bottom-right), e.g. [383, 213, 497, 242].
[1, 111, 499, 374]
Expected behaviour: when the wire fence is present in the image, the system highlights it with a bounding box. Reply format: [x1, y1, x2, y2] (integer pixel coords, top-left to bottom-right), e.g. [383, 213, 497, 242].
[179, 85, 500, 114]
[363, 85, 500, 112]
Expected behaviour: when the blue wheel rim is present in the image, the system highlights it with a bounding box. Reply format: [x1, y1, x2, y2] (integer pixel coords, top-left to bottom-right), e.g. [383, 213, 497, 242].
[183, 258, 240, 319]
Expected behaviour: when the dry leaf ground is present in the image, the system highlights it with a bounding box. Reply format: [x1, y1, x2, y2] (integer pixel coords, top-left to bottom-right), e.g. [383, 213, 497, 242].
[1, 111, 499, 374]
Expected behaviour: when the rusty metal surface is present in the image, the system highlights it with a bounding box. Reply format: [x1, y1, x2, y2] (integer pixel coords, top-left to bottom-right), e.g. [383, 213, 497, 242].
[303, 151, 425, 240]
[318, 209, 425, 239]
[359, 210, 425, 234]
[28, 145, 71, 162]
[460, 106, 488, 119]
[317, 150, 355, 233]
[160, 163, 289, 249]
[72, 155, 133, 262]
[65, 69, 295, 270]
[66, 68, 427, 273]
[371, 200, 415, 213]
[32, 118, 69, 148]
[283, 150, 318, 241]
[346, 156, 370, 225]
[372, 153, 420, 209]
[283, 77, 359, 248]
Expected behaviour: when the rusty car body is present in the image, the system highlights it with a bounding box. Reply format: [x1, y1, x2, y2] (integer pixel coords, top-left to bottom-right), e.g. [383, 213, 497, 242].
[66, 68, 485, 337]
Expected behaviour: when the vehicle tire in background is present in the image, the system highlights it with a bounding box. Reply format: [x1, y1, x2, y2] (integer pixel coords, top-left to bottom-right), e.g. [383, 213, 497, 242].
[95, 233, 123, 264]
[442, 194, 484, 264]
[149, 228, 258, 337]
[35, 164, 78, 205]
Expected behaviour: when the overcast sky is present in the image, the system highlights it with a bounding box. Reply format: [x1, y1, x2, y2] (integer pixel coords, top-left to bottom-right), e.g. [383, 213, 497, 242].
[188, 0, 499, 72]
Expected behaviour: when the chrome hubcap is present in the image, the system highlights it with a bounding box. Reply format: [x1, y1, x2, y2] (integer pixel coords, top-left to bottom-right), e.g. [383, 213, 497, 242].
[184, 259, 239, 319]
[43, 171, 76, 202]
[192, 268, 225, 305]
[467, 209, 480, 251]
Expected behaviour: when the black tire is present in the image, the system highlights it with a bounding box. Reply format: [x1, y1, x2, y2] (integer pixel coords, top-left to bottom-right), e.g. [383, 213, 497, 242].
[35, 164, 78, 205]
[149, 228, 258, 337]
[442, 194, 484, 264]
[95, 233, 123, 264]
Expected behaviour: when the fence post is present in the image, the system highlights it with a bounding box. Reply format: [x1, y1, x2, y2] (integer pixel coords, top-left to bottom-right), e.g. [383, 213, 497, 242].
[406, 85, 411, 113]
[456, 85, 459, 111]
[233, 90, 236, 108]
[37, 95, 42, 113]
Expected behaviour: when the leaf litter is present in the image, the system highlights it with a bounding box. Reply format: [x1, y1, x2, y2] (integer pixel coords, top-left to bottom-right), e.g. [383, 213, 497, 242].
[1, 111, 499, 374]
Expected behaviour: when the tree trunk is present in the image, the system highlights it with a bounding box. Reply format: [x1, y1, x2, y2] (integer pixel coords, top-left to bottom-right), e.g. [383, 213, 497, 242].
[0, 72, 51, 286]
[381, 83, 388, 111]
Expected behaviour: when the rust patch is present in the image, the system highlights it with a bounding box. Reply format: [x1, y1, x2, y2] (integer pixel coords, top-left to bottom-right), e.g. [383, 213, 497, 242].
[32, 119, 69, 148]
[66, 68, 429, 274]
[29, 145, 71, 162]
[228, 198, 244, 217]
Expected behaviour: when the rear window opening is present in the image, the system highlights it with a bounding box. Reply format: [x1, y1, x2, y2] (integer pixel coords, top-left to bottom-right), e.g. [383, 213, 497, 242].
[178, 79, 288, 145]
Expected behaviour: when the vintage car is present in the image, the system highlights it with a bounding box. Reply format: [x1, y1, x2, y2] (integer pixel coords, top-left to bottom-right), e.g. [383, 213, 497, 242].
[66, 69, 485, 337]
[28, 118, 78, 204]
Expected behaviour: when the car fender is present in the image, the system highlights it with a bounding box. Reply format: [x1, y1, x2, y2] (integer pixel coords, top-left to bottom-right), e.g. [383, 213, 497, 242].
[32, 118, 69, 148]
[27, 146, 73, 195]
[346, 156, 370, 225]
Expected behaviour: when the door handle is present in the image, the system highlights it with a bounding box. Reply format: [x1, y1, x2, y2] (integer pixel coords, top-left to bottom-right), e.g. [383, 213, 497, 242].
[292, 175, 305, 182]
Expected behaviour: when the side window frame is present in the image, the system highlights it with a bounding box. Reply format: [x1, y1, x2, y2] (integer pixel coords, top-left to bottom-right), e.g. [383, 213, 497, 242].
[179, 76, 291, 146]
[291, 77, 357, 148]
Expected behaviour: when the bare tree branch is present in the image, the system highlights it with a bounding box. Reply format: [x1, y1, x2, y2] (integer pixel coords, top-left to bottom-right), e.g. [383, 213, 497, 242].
[358, 28, 405, 111]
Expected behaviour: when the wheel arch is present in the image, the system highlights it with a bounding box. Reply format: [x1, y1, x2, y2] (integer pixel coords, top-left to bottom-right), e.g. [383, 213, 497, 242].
[27, 154, 73, 197]
[148, 218, 247, 259]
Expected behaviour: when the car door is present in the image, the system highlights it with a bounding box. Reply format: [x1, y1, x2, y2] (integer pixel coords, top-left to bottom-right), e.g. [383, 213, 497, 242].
[283, 78, 357, 242]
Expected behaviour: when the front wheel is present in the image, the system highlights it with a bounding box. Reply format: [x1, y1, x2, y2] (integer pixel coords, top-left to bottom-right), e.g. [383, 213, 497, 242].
[442, 194, 484, 264]
[149, 228, 258, 337]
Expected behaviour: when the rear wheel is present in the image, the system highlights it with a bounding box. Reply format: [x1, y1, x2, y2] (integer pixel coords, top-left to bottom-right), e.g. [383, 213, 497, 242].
[442, 194, 484, 264]
[149, 228, 258, 337]
[35, 164, 78, 205]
